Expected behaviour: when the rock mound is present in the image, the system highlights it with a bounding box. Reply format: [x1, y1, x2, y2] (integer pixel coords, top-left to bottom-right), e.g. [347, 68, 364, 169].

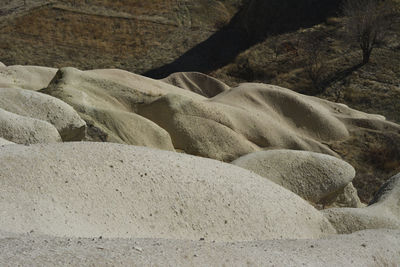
[232, 149, 358, 206]
[41, 67, 199, 149]
[139, 83, 394, 161]
[0, 142, 335, 241]
[323, 173, 400, 233]
[40, 68, 400, 164]
[0, 108, 61, 144]
[0, 87, 86, 141]
[138, 93, 259, 160]
[162, 72, 230, 97]
[0, 65, 57, 91]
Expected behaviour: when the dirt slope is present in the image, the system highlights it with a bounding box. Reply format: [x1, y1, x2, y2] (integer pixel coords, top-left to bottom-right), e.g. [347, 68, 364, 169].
[0, 0, 242, 72]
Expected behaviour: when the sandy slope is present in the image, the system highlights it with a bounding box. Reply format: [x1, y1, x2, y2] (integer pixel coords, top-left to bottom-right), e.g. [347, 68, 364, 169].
[0, 229, 398, 266]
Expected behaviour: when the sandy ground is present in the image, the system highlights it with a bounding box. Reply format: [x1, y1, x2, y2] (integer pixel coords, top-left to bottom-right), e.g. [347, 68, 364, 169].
[0, 229, 399, 266]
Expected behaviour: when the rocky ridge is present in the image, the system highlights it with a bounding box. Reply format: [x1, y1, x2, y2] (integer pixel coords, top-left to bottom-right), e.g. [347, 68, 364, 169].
[0, 63, 399, 265]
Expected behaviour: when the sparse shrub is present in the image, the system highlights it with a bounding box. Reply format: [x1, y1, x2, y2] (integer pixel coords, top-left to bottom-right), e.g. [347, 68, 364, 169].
[299, 31, 329, 94]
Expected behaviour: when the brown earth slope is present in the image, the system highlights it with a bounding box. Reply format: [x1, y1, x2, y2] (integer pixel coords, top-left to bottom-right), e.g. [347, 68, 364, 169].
[1, 0, 342, 75]
[0, 0, 242, 72]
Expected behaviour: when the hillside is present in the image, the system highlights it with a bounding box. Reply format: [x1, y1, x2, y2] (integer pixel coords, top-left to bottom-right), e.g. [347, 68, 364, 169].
[1, 0, 344, 75]
[0, 0, 242, 72]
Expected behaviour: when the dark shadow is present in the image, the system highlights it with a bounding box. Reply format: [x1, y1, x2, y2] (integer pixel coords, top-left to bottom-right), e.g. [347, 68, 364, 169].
[323, 62, 364, 89]
[144, 0, 342, 79]
[143, 27, 249, 79]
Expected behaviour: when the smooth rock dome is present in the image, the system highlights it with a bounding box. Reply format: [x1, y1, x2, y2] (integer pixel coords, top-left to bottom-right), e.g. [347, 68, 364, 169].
[40, 67, 400, 163]
[0, 142, 335, 241]
[0, 108, 61, 144]
[232, 149, 357, 205]
[0, 87, 86, 141]
[0, 65, 57, 91]
[323, 173, 400, 233]
[161, 72, 231, 97]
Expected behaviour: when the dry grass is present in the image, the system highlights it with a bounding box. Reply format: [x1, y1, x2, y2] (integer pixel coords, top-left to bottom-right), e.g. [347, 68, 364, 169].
[0, 0, 240, 72]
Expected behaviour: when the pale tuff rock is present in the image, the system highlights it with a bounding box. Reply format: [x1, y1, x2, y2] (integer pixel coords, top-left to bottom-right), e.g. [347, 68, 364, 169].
[0, 108, 61, 145]
[0, 142, 335, 241]
[41, 68, 183, 150]
[323, 173, 400, 233]
[0, 87, 86, 141]
[162, 72, 230, 97]
[0, 65, 57, 91]
[232, 149, 357, 206]
[39, 67, 400, 162]
[0, 137, 14, 146]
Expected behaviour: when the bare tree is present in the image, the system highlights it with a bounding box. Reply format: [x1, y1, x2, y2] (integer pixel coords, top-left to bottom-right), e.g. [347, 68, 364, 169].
[342, 0, 394, 64]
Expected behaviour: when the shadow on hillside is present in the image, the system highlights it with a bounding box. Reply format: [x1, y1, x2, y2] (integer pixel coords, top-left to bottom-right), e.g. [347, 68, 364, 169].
[143, 27, 249, 79]
[324, 62, 364, 89]
[144, 0, 342, 79]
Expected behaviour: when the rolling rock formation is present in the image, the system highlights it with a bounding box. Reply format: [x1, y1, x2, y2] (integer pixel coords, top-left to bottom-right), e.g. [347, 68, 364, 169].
[0, 64, 57, 91]
[324, 173, 400, 234]
[0, 142, 335, 240]
[0, 65, 400, 265]
[162, 72, 231, 98]
[0, 65, 86, 144]
[40, 66, 400, 162]
[232, 150, 363, 208]
[0, 86, 86, 141]
[0, 107, 61, 144]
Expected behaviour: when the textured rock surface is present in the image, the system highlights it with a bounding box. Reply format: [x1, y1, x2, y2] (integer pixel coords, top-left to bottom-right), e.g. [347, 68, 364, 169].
[0, 142, 335, 240]
[162, 72, 230, 97]
[139, 82, 400, 161]
[138, 93, 260, 161]
[41, 68, 180, 150]
[329, 183, 365, 208]
[323, 173, 400, 234]
[0, 137, 13, 146]
[0, 87, 86, 141]
[0, 65, 57, 91]
[232, 150, 356, 205]
[40, 67, 400, 163]
[0, 108, 61, 144]
[0, 229, 398, 266]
